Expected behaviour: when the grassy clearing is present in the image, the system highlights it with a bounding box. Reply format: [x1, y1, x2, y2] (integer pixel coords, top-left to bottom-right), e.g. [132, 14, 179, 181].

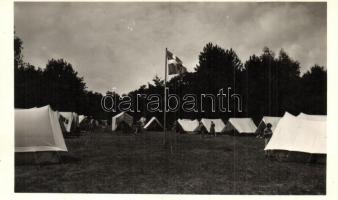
[15, 131, 325, 194]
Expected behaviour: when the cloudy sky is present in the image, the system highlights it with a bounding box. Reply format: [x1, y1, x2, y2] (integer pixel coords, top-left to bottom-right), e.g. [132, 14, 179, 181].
[15, 2, 326, 94]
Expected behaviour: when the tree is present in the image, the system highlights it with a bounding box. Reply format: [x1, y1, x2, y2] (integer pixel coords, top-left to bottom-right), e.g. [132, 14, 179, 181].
[14, 35, 23, 69]
[244, 48, 302, 122]
[195, 43, 243, 93]
[300, 65, 327, 114]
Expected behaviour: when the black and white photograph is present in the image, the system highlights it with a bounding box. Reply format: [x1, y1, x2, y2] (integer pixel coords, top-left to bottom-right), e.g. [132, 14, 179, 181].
[2, 0, 334, 196]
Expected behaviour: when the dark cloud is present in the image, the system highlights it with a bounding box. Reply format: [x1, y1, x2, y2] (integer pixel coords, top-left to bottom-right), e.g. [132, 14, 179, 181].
[15, 2, 326, 94]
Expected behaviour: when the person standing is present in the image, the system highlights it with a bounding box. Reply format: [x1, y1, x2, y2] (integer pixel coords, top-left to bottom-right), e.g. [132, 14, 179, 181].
[134, 120, 142, 134]
[263, 123, 273, 159]
[198, 121, 207, 138]
[210, 121, 216, 137]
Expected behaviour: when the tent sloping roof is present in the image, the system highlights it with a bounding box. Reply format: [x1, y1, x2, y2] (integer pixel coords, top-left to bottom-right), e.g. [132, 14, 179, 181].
[298, 113, 327, 121]
[200, 118, 225, 133]
[111, 112, 133, 131]
[177, 119, 199, 132]
[15, 105, 68, 152]
[144, 116, 163, 130]
[255, 116, 281, 134]
[265, 112, 326, 154]
[224, 118, 257, 134]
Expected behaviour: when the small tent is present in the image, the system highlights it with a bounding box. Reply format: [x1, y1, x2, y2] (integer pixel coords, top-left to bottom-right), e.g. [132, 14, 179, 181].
[177, 119, 200, 133]
[79, 115, 86, 124]
[223, 118, 257, 134]
[59, 112, 79, 132]
[78, 116, 92, 130]
[15, 105, 68, 152]
[265, 112, 326, 154]
[255, 116, 281, 136]
[200, 118, 225, 133]
[111, 112, 133, 131]
[144, 117, 163, 131]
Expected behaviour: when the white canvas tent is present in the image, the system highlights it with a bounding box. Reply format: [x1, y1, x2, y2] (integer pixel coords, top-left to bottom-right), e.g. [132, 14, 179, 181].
[177, 119, 200, 133]
[255, 116, 281, 135]
[15, 105, 68, 152]
[111, 112, 133, 131]
[200, 118, 225, 133]
[79, 115, 86, 124]
[265, 112, 326, 154]
[144, 116, 163, 130]
[59, 112, 79, 132]
[223, 118, 257, 134]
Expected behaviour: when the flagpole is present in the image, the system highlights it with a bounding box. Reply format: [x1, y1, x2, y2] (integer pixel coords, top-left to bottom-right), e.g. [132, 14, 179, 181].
[164, 48, 167, 145]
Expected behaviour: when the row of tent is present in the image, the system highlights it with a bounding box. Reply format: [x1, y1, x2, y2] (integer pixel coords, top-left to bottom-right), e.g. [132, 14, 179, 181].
[178, 117, 261, 134]
[111, 112, 327, 154]
[111, 112, 264, 135]
[15, 105, 326, 155]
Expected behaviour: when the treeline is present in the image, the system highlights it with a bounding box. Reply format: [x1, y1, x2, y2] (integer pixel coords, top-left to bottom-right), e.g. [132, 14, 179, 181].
[15, 35, 326, 125]
[127, 44, 326, 125]
[14, 35, 107, 119]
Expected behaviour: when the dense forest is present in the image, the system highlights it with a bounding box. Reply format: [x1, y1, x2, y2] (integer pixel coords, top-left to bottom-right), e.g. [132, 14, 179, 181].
[14, 34, 326, 125]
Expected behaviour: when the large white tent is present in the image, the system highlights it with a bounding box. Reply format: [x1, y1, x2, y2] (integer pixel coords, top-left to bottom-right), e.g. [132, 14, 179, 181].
[144, 116, 163, 130]
[177, 119, 200, 133]
[255, 116, 281, 135]
[200, 118, 225, 133]
[111, 112, 133, 131]
[265, 112, 326, 154]
[223, 118, 257, 134]
[15, 105, 68, 152]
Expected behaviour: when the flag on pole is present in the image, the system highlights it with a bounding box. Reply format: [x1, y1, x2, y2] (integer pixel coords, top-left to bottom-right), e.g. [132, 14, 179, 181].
[167, 50, 187, 75]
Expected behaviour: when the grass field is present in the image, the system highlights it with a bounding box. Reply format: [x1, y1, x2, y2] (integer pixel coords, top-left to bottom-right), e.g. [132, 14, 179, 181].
[15, 130, 326, 194]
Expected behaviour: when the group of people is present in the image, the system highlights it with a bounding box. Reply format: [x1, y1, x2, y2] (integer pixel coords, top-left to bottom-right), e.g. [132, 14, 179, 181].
[198, 121, 217, 137]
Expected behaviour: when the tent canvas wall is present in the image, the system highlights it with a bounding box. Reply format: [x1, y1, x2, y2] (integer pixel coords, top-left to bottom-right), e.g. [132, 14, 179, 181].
[223, 118, 257, 134]
[177, 119, 200, 133]
[200, 118, 225, 133]
[255, 116, 281, 135]
[265, 112, 326, 154]
[15, 105, 68, 152]
[144, 116, 163, 131]
[111, 112, 133, 131]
